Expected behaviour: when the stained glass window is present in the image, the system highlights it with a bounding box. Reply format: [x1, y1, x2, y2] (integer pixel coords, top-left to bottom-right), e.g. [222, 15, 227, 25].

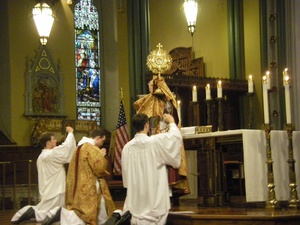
[74, 0, 101, 125]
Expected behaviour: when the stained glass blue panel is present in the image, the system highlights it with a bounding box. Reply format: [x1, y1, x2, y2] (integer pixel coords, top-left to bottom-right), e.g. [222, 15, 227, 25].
[74, 0, 101, 125]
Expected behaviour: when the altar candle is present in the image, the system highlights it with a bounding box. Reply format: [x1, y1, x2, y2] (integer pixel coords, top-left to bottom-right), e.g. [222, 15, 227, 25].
[262, 76, 269, 124]
[248, 75, 254, 93]
[205, 84, 211, 100]
[283, 68, 288, 86]
[266, 71, 271, 90]
[217, 80, 222, 98]
[284, 70, 291, 124]
[177, 100, 182, 123]
[192, 86, 197, 102]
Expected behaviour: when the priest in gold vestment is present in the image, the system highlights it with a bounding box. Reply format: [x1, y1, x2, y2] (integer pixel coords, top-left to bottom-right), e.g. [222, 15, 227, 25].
[61, 129, 115, 225]
[134, 76, 190, 199]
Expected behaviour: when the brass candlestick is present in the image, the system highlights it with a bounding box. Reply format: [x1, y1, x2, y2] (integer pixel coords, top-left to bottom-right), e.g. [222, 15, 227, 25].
[285, 124, 300, 208]
[217, 97, 223, 131]
[263, 124, 278, 208]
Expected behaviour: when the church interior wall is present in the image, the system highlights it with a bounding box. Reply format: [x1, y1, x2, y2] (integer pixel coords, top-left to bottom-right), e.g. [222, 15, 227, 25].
[0, 0, 124, 146]
[243, 0, 263, 128]
[150, 0, 230, 80]
[0, 0, 299, 146]
[150, 0, 264, 127]
[0, 0, 12, 138]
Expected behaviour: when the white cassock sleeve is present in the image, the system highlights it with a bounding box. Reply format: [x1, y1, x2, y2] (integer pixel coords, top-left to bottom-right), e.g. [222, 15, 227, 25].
[51, 132, 77, 164]
[152, 123, 182, 168]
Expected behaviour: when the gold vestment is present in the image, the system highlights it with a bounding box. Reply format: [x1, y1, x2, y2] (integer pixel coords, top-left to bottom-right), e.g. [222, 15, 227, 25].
[66, 143, 115, 225]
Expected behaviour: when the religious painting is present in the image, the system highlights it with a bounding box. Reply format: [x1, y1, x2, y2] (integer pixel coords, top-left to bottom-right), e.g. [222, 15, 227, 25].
[24, 45, 66, 117]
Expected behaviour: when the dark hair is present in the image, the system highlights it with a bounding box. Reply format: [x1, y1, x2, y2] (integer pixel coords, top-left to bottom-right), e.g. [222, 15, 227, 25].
[90, 127, 105, 138]
[132, 113, 149, 132]
[38, 132, 54, 148]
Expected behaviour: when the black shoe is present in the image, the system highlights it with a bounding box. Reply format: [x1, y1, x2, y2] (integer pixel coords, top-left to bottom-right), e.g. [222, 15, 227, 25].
[42, 208, 61, 225]
[115, 211, 131, 225]
[11, 207, 35, 224]
[104, 212, 122, 225]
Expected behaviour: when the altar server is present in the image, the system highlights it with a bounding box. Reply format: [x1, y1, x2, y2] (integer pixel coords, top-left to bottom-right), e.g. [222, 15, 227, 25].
[11, 126, 76, 224]
[122, 113, 182, 225]
[134, 77, 190, 199]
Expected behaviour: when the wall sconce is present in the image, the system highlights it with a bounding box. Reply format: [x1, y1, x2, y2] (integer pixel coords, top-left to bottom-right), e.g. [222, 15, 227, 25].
[67, 0, 73, 4]
[183, 0, 198, 36]
[32, 2, 55, 45]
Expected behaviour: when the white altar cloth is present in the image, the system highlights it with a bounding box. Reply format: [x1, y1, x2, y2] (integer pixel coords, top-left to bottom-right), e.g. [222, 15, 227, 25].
[243, 130, 300, 202]
[182, 129, 300, 202]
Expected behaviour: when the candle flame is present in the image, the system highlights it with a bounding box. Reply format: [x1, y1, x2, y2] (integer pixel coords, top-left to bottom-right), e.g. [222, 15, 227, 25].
[262, 75, 267, 83]
[248, 75, 253, 81]
[206, 84, 210, 89]
[283, 68, 290, 85]
[284, 75, 290, 84]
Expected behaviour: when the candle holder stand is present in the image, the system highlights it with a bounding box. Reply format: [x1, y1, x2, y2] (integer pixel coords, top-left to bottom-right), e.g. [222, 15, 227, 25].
[284, 123, 300, 208]
[216, 97, 223, 131]
[247, 93, 254, 129]
[188, 101, 200, 126]
[204, 99, 212, 125]
[263, 124, 278, 208]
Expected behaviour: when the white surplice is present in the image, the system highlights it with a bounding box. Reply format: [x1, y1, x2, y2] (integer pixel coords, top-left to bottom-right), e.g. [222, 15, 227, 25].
[11, 132, 76, 223]
[122, 123, 182, 225]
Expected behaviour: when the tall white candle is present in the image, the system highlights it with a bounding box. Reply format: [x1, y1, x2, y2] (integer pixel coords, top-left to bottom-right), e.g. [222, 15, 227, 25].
[192, 86, 198, 102]
[248, 75, 254, 93]
[262, 76, 269, 124]
[217, 80, 222, 98]
[266, 71, 271, 90]
[192, 86, 197, 102]
[284, 72, 291, 124]
[177, 100, 182, 123]
[205, 84, 211, 100]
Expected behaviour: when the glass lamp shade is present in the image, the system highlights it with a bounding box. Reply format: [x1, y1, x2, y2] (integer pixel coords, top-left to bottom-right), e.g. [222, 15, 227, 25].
[32, 3, 54, 45]
[183, 0, 198, 35]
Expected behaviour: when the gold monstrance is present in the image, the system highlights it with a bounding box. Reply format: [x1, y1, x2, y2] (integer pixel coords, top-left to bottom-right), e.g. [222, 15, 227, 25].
[146, 43, 172, 95]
